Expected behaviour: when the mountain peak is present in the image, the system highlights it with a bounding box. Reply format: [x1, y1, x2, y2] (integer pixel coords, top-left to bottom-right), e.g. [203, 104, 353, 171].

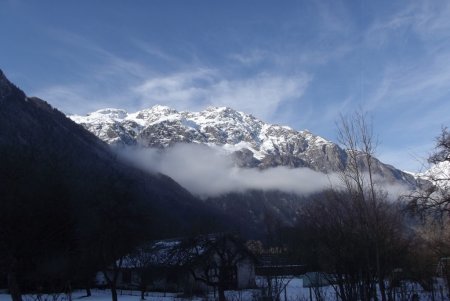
[205, 106, 235, 112]
[150, 104, 177, 112]
[201, 106, 248, 122]
[205, 106, 242, 115]
[70, 105, 343, 170]
[91, 108, 128, 119]
[0, 69, 25, 102]
[70, 104, 418, 187]
[0, 69, 12, 92]
[132, 105, 179, 123]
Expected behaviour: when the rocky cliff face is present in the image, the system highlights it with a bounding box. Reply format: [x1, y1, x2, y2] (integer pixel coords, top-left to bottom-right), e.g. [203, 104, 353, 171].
[70, 105, 417, 187]
[68, 104, 426, 237]
[0, 70, 228, 242]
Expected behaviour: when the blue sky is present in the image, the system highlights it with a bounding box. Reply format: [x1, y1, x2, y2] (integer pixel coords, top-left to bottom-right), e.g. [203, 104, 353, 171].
[1, 0, 449, 172]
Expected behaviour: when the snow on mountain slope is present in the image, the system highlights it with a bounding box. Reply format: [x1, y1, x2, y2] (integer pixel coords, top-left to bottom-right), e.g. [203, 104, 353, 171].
[416, 161, 450, 189]
[69, 104, 425, 233]
[70, 105, 345, 171]
[70, 105, 418, 187]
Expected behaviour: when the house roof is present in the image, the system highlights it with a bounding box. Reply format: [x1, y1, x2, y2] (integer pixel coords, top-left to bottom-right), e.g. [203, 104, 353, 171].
[121, 233, 254, 269]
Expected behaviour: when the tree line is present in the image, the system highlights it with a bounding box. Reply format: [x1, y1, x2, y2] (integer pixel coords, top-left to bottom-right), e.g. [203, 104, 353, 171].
[0, 82, 224, 301]
[1, 86, 449, 301]
[280, 117, 450, 301]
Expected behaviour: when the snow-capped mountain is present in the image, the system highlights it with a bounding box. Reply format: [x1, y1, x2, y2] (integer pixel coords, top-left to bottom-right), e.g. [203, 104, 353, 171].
[70, 105, 417, 187]
[0, 69, 228, 244]
[416, 161, 450, 189]
[71, 106, 345, 172]
[68, 104, 422, 235]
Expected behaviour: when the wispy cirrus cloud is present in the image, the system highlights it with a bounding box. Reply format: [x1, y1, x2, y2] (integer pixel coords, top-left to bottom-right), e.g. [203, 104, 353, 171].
[35, 85, 105, 114]
[362, 1, 450, 101]
[353, 1, 450, 171]
[367, 54, 450, 111]
[37, 63, 311, 121]
[365, 1, 450, 51]
[34, 31, 313, 120]
[131, 39, 186, 65]
[7, 0, 450, 175]
[134, 69, 311, 119]
[410, 1, 450, 43]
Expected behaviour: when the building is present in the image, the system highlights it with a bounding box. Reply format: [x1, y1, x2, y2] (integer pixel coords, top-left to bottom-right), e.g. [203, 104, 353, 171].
[255, 254, 306, 277]
[96, 233, 256, 294]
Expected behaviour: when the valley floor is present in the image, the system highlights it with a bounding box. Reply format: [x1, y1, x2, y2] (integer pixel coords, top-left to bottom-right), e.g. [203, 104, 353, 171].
[0, 277, 447, 301]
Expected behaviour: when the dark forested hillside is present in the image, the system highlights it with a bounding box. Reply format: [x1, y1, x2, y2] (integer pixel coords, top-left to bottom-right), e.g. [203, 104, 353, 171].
[0, 69, 226, 295]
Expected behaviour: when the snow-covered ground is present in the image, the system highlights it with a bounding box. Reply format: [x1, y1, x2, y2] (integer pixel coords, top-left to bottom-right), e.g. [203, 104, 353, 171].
[0, 290, 189, 301]
[0, 277, 447, 301]
[0, 278, 310, 301]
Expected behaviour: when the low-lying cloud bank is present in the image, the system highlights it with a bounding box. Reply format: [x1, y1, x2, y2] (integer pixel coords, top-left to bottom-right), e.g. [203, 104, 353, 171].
[119, 144, 339, 197]
[119, 143, 410, 199]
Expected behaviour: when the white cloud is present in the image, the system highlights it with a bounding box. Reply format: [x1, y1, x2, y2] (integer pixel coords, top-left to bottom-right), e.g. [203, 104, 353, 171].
[377, 145, 433, 174]
[132, 69, 215, 107]
[36, 65, 311, 121]
[134, 70, 311, 120]
[119, 144, 338, 197]
[35, 85, 106, 114]
[364, 52, 450, 126]
[411, 1, 450, 42]
[34, 82, 138, 115]
[118, 144, 409, 200]
[132, 39, 182, 64]
[228, 49, 269, 66]
[214, 73, 310, 118]
[32, 31, 312, 121]
[363, 2, 450, 49]
[363, 0, 450, 108]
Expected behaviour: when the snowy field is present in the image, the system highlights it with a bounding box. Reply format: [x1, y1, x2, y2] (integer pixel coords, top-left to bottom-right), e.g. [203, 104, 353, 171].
[0, 278, 308, 301]
[0, 277, 447, 301]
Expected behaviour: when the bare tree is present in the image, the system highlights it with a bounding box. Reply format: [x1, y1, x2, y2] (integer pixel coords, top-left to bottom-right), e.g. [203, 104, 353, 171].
[429, 127, 450, 168]
[123, 245, 157, 300]
[296, 111, 412, 301]
[177, 234, 252, 301]
[404, 127, 450, 296]
[338, 111, 432, 300]
[297, 189, 409, 301]
[409, 127, 450, 215]
[337, 111, 387, 300]
[101, 257, 123, 301]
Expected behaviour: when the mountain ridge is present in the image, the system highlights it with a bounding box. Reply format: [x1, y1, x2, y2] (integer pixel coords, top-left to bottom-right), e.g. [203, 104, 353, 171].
[70, 105, 418, 188]
[0, 67, 424, 241]
[0, 69, 228, 240]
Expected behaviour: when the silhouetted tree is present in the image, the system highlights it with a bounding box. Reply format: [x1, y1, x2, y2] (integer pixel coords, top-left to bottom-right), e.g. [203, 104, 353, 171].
[177, 234, 253, 301]
[123, 244, 160, 300]
[409, 127, 450, 215]
[406, 127, 450, 294]
[295, 111, 412, 301]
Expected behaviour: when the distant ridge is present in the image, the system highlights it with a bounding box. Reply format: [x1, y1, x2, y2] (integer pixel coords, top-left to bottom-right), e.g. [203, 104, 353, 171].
[71, 105, 418, 186]
[0, 69, 227, 242]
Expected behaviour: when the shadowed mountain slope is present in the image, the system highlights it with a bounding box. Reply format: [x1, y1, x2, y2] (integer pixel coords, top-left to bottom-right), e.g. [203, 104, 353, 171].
[0, 69, 227, 290]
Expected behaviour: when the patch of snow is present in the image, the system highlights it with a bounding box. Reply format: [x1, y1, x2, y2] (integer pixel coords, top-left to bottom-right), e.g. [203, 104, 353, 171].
[0, 276, 440, 301]
[69, 104, 347, 169]
[417, 161, 450, 189]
